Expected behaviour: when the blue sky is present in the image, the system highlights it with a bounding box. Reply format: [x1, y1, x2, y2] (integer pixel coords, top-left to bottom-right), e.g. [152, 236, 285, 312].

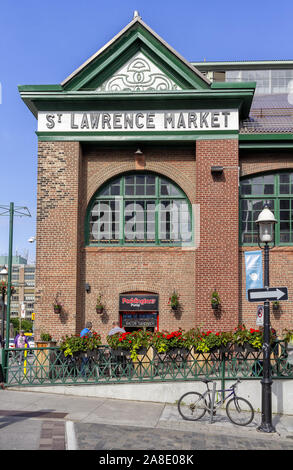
[1, 0, 293, 263]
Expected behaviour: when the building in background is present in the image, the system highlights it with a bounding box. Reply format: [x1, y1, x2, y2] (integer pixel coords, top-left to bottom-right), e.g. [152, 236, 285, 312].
[192, 60, 293, 95]
[0, 256, 35, 321]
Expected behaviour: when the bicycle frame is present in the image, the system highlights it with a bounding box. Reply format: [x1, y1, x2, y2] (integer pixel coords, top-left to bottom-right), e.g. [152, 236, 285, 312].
[202, 381, 237, 412]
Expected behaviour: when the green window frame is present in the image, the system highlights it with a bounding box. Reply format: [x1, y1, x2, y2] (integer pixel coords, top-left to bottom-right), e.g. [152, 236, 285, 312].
[240, 171, 293, 246]
[86, 172, 193, 246]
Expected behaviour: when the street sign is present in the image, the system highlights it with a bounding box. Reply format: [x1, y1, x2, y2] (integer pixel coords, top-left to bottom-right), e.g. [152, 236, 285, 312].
[256, 305, 264, 326]
[20, 303, 26, 318]
[248, 287, 288, 303]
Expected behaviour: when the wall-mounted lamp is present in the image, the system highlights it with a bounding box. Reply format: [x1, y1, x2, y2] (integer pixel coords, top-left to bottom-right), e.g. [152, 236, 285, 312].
[211, 165, 224, 174]
[134, 148, 143, 155]
[85, 283, 91, 293]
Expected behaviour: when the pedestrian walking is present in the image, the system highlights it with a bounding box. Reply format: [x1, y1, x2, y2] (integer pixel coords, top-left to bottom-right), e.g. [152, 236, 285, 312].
[80, 322, 93, 338]
[80, 322, 93, 376]
[14, 330, 29, 364]
[108, 321, 126, 377]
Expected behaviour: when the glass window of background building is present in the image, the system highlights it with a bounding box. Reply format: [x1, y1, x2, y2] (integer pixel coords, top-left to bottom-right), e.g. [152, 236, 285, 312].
[226, 69, 293, 94]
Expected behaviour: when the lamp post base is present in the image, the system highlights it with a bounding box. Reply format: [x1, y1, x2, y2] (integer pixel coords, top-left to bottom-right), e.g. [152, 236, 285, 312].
[257, 376, 276, 433]
[257, 423, 276, 433]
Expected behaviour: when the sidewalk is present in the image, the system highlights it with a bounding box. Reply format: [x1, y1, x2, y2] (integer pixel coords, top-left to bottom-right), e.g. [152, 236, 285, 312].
[0, 389, 292, 450]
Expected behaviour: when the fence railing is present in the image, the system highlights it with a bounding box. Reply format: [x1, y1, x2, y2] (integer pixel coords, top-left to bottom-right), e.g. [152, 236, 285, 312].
[3, 341, 293, 388]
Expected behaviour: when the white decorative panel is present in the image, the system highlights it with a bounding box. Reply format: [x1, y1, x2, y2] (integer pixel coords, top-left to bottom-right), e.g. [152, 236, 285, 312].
[96, 52, 181, 92]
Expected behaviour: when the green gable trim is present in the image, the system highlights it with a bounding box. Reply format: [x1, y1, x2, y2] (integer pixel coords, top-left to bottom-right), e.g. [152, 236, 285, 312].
[18, 85, 63, 92]
[62, 22, 210, 92]
[82, 42, 193, 92]
[239, 133, 293, 141]
[212, 81, 256, 90]
[239, 133, 293, 148]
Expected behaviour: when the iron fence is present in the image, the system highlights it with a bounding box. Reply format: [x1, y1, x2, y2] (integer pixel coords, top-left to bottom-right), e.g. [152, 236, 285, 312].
[2, 341, 293, 388]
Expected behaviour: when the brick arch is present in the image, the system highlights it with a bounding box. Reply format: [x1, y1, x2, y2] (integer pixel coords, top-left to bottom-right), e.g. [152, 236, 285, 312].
[113, 283, 161, 312]
[240, 161, 293, 178]
[118, 284, 159, 295]
[86, 162, 195, 205]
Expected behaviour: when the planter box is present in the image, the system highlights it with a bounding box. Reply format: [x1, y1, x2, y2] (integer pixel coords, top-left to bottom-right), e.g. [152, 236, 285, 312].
[234, 343, 261, 354]
[189, 348, 215, 375]
[132, 347, 154, 377]
[111, 349, 131, 358]
[35, 341, 57, 380]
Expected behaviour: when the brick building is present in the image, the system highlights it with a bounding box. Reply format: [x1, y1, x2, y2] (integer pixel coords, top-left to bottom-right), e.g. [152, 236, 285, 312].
[19, 14, 293, 341]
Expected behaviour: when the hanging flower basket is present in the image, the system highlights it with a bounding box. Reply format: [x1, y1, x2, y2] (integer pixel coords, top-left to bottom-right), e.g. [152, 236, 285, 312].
[211, 303, 219, 310]
[53, 293, 62, 314]
[53, 304, 62, 314]
[96, 294, 104, 314]
[168, 291, 180, 310]
[211, 289, 221, 310]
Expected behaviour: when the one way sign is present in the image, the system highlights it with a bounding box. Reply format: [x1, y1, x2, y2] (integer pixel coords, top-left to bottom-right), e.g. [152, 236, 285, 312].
[248, 287, 288, 302]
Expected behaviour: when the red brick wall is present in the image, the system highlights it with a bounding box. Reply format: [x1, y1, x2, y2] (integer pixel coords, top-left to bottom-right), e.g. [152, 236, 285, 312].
[35, 141, 83, 341]
[239, 150, 293, 332]
[81, 146, 197, 342]
[195, 139, 240, 330]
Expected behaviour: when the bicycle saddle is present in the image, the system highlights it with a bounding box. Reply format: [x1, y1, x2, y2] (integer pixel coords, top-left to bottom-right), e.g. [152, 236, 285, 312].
[202, 378, 212, 384]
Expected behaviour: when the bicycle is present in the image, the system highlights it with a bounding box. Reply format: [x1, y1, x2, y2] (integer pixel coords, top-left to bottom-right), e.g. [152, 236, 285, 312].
[177, 378, 254, 426]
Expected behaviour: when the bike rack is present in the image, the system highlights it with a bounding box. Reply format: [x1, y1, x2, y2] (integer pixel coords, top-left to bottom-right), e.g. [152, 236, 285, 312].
[209, 381, 216, 424]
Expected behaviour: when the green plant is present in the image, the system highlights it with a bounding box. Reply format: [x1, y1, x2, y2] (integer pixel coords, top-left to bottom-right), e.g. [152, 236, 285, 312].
[248, 328, 263, 350]
[168, 291, 180, 309]
[211, 289, 220, 306]
[205, 331, 222, 350]
[0, 281, 15, 296]
[232, 325, 250, 346]
[184, 328, 200, 349]
[60, 335, 85, 356]
[11, 318, 33, 334]
[60, 331, 101, 356]
[107, 329, 151, 361]
[150, 331, 169, 353]
[96, 294, 104, 311]
[53, 293, 62, 312]
[232, 325, 263, 350]
[40, 333, 52, 342]
[283, 328, 293, 344]
[219, 330, 233, 347]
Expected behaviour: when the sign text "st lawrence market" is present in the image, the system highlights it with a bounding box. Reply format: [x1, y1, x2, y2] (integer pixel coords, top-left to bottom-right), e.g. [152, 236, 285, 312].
[38, 109, 239, 132]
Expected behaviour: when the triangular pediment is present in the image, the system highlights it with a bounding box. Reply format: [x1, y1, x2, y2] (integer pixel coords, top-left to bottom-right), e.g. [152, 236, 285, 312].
[62, 14, 211, 92]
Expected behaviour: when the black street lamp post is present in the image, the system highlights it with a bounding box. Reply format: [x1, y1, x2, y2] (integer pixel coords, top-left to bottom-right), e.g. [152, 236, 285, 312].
[256, 205, 277, 433]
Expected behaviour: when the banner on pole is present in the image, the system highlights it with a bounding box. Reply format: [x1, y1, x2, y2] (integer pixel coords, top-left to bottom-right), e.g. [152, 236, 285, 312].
[244, 251, 263, 299]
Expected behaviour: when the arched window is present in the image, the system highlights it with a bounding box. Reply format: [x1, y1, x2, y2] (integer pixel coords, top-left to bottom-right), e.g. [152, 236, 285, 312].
[240, 171, 293, 245]
[86, 173, 192, 246]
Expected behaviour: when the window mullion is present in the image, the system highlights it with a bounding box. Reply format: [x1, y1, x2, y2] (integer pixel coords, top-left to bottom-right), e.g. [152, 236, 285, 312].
[155, 176, 160, 245]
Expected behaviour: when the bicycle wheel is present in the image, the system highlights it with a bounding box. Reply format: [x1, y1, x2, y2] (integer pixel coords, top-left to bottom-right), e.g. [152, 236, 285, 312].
[226, 396, 254, 426]
[178, 392, 207, 421]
